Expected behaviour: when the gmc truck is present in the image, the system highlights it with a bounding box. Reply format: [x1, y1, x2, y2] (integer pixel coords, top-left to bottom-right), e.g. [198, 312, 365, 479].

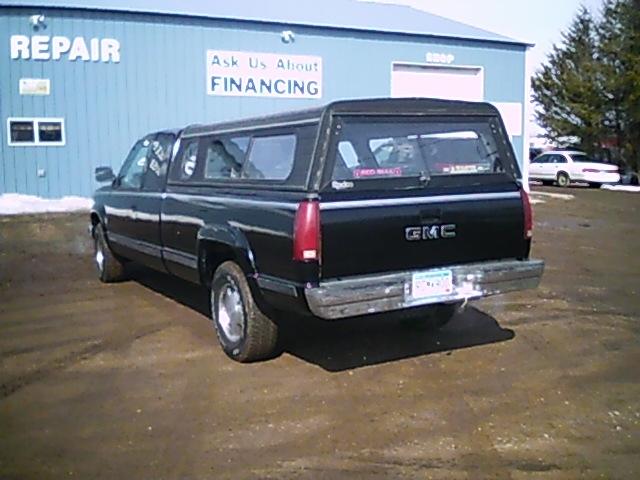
[91, 98, 544, 362]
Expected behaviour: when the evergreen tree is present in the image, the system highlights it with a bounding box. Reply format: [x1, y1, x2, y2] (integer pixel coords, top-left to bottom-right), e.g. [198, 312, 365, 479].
[598, 0, 640, 169]
[532, 7, 603, 153]
[532, 0, 640, 169]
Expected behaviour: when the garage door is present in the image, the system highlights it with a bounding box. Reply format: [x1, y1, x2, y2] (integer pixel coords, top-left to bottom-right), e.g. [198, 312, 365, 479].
[391, 63, 484, 101]
[390, 63, 522, 137]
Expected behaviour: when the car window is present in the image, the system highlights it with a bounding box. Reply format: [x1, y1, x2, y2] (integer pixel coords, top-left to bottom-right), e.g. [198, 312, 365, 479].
[329, 117, 513, 184]
[241, 134, 296, 180]
[533, 155, 548, 163]
[552, 155, 567, 164]
[203, 136, 248, 180]
[170, 139, 199, 182]
[142, 133, 174, 191]
[118, 138, 151, 189]
[569, 153, 596, 163]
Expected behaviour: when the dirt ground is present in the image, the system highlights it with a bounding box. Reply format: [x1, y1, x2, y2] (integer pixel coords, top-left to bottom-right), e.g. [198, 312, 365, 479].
[0, 186, 639, 479]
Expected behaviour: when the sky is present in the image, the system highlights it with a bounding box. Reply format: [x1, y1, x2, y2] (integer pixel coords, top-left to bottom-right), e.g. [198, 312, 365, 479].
[369, 0, 605, 138]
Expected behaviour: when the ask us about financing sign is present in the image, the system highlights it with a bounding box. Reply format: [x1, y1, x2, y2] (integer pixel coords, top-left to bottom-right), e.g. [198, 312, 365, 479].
[206, 50, 322, 99]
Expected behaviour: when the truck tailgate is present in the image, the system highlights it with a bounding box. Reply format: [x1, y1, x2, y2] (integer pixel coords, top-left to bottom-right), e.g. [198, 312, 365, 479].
[319, 189, 527, 279]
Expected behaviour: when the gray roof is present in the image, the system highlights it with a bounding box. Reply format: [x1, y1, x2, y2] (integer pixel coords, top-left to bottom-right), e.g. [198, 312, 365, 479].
[2, 0, 528, 46]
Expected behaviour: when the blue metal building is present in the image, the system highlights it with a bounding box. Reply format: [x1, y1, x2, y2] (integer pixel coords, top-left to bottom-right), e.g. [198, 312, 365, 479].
[0, 0, 530, 198]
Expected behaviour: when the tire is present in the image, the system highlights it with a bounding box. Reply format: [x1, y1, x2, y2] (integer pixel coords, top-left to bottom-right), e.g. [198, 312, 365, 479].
[399, 301, 463, 331]
[556, 172, 570, 187]
[211, 261, 278, 362]
[588, 182, 602, 189]
[93, 224, 126, 283]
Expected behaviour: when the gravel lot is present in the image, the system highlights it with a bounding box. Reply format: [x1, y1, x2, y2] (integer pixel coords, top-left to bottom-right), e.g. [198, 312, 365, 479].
[1, 187, 639, 479]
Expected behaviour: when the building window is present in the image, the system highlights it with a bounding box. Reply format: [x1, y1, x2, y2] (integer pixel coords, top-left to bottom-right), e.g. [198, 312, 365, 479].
[7, 118, 65, 146]
[9, 120, 35, 143]
[38, 121, 63, 143]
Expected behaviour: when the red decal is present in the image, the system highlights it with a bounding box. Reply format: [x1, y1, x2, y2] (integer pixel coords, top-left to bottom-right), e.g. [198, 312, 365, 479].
[354, 167, 402, 178]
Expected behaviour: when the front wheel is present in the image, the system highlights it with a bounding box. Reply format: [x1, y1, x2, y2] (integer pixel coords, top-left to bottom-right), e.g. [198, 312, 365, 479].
[211, 261, 279, 362]
[93, 225, 126, 283]
[556, 172, 570, 187]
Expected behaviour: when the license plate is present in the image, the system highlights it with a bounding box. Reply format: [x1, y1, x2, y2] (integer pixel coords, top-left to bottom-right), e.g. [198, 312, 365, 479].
[410, 270, 453, 300]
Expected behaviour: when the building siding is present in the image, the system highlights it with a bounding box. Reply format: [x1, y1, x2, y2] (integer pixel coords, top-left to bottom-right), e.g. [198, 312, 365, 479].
[0, 7, 527, 197]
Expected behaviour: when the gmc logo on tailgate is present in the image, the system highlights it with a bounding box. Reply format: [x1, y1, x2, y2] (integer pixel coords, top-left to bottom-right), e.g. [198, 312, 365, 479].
[405, 224, 457, 241]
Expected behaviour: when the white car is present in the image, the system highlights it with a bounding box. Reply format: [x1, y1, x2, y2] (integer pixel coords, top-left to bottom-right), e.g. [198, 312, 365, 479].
[529, 151, 620, 188]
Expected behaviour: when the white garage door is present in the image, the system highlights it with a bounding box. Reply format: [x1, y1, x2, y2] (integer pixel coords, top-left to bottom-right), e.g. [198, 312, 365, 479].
[391, 63, 523, 138]
[391, 63, 484, 101]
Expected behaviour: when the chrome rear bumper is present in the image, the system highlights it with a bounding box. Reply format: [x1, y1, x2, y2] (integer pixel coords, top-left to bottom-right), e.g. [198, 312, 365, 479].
[305, 259, 544, 320]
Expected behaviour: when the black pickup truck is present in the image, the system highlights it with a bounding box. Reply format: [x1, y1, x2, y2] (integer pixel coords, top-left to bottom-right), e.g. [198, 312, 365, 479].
[91, 98, 544, 362]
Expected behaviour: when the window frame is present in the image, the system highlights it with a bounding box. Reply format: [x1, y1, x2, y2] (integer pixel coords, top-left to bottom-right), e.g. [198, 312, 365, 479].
[320, 114, 519, 190]
[167, 124, 318, 190]
[7, 117, 66, 147]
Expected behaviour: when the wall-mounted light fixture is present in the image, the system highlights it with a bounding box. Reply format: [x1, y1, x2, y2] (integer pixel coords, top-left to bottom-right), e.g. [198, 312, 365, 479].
[281, 30, 295, 44]
[28, 14, 46, 30]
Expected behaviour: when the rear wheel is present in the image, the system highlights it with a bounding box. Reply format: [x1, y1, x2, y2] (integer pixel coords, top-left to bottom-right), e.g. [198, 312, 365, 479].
[211, 261, 278, 362]
[93, 225, 126, 283]
[556, 172, 570, 187]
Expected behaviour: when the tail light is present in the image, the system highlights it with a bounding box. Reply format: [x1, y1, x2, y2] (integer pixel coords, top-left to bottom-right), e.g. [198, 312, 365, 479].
[293, 200, 321, 262]
[521, 189, 533, 239]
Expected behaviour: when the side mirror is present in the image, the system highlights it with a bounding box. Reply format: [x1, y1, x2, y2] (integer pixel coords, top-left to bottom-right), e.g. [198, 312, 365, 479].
[95, 166, 115, 183]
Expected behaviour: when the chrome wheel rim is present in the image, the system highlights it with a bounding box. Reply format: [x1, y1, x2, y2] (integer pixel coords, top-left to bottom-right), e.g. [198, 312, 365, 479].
[95, 239, 105, 273]
[216, 280, 245, 343]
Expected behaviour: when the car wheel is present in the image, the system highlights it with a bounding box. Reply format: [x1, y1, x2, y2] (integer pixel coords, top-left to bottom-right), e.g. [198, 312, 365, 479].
[588, 182, 602, 189]
[211, 261, 278, 362]
[93, 224, 126, 283]
[556, 172, 570, 187]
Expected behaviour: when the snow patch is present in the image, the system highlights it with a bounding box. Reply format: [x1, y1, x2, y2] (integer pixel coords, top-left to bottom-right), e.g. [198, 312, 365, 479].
[530, 198, 546, 204]
[530, 191, 575, 200]
[601, 185, 640, 193]
[0, 194, 92, 215]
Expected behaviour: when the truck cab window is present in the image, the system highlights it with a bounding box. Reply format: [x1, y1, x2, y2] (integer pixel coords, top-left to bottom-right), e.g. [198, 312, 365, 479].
[118, 139, 151, 189]
[143, 134, 174, 191]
